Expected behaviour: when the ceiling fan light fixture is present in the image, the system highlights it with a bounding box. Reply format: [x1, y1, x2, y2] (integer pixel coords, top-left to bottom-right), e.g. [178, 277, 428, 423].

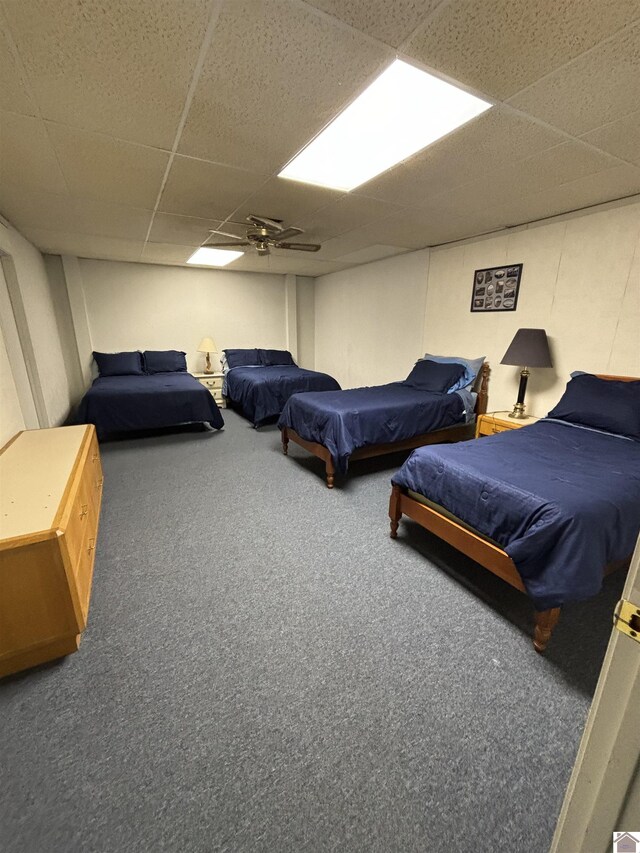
[278, 59, 492, 192]
[186, 247, 244, 267]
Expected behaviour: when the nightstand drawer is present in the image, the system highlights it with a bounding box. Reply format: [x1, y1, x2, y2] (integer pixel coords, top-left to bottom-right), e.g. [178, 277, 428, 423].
[476, 412, 538, 437]
[198, 376, 223, 391]
[477, 419, 503, 437]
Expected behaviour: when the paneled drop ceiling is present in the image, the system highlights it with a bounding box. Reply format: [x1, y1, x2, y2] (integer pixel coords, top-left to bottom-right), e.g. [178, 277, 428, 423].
[0, 0, 639, 275]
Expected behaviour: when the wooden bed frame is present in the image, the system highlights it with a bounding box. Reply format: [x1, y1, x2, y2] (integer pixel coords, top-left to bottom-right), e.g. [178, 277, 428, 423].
[281, 362, 490, 488]
[388, 374, 637, 652]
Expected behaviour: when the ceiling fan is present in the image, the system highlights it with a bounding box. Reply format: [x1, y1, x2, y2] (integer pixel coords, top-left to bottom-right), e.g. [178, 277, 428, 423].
[206, 214, 321, 256]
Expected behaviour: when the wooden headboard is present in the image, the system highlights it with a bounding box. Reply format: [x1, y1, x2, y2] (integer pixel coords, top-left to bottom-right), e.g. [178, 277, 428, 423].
[595, 374, 639, 381]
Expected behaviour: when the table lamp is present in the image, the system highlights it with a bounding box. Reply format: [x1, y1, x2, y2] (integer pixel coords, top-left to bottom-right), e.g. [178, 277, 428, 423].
[501, 328, 552, 418]
[197, 337, 218, 375]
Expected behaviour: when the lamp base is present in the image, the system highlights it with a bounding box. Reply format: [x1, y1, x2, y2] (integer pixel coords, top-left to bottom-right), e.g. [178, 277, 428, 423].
[508, 402, 527, 419]
[203, 352, 213, 374]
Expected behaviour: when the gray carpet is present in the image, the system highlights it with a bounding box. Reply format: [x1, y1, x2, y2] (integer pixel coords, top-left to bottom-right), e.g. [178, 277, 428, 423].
[0, 411, 624, 853]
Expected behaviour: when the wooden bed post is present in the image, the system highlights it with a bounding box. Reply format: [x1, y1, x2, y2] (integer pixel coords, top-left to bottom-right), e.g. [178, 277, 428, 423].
[477, 362, 490, 415]
[533, 607, 561, 653]
[326, 457, 335, 489]
[281, 428, 289, 455]
[389, 484, 402, 538]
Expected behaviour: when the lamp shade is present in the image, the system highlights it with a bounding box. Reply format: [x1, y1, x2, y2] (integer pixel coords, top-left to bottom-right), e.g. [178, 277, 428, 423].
[501, 328, 552, 368]
[197, 337, 217, 353]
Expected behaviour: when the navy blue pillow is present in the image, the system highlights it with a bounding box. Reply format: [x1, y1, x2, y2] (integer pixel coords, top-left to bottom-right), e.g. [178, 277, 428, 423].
[224, 348, 261, 368]
[93, 350, 144, 377]
[405, 359, 466, 392]
[144, 350, 187, 373]
[260, 349, 295, 366]
[547, 374, 640, 440]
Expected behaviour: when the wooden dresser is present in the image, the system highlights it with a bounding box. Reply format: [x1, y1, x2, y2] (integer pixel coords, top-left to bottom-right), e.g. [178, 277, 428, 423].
[0, 425, 103, 678]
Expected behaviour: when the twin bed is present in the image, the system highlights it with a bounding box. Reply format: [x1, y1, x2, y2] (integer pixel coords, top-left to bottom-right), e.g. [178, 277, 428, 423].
[279, 358, 488, 487]
[389, 373, 640, 651]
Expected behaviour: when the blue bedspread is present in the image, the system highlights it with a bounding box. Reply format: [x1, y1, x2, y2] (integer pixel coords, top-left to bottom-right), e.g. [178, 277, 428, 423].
[75, 373, 224, 437]
[225, 365, 340, 426]
[278, 383, 467, 473]
[392, 420, 640, 610]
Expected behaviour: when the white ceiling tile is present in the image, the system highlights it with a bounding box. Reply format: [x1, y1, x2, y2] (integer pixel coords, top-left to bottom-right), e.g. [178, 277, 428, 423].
[2, 0, 210, 147]
[404, 0, 640, 99]
[336, 244, 410, 264]
[354, 107, 567, 206]
[0, 112, 67, 194]
[229, 177, 341, 227]
[22, 227, 144, 261]
[508, 21, 640, 136]
[0, 24, 37, 115]
[426, 142, 623, 222]
[148, 213, 223, 247]
[0, 183, 154, 241]
[141, 243, 201, 265]
[71, 199, 153, 241]
[47, 123, 170, 208]
[298, 194, 404, 241]
[313, 229, 384, 259]
[0, 185, 75, 233]
[581, 111, 640, 165]
[355, 206, 474, 248]
[158, 156, 268, 220]
[178, 0, 391, 172]
[303, 0, 443, 47]
[491, 164, 640, 225]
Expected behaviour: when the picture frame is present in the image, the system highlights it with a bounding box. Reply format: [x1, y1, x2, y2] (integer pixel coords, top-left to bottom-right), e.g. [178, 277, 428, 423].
[471, 264, 523, 313]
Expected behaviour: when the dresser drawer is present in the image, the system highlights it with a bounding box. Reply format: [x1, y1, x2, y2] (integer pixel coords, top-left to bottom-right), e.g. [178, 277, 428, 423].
[75, 531, 97, 622]
[65, 471, 94, 570]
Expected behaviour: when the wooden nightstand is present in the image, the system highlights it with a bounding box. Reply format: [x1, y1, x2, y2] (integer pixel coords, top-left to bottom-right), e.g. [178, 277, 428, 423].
[476, 411, 539, 438]
[193, 372, 226, 408]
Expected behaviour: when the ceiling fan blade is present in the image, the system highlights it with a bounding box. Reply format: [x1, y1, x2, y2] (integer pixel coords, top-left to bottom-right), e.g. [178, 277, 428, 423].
[247, 214, 283, 230]
[272, 227, 304, 241]
[208, 229, 244, 239]
[205, 241, 251, 248]
[275, 242, 321, 252]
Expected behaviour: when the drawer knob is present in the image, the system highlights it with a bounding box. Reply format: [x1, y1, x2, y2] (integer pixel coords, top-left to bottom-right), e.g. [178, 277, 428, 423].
[80, 504, 88, 519]
[87, 538, 95, 554]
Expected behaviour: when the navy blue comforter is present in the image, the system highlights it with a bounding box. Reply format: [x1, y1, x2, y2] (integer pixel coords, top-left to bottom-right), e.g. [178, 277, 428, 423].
[392, 420, 640, 610]
[75, 373, 224, 437]
[278, 383, 467, 473]
[225, 365, 340, 426]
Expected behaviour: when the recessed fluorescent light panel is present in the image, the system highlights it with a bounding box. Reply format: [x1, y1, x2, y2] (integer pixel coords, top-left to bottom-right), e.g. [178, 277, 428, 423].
[187, 247, 244, 266]
[279, 59, 491, 192]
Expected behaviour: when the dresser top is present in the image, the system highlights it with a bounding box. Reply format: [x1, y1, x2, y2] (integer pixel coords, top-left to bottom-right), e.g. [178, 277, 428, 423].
[0, 425, 89, 541]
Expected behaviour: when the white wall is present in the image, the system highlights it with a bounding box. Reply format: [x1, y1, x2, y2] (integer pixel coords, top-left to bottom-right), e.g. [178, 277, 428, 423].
[0, 319, 25, 445]
[314, 249, 430, 388]
[424, 199, 640, 414]
[296, 276, 315, 370]
[77, 260, 290, 374]
[314, 199, 640, 412]
[0, 219, 74, 427]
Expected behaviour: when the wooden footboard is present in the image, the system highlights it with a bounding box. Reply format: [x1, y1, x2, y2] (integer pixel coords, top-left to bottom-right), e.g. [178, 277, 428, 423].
[389, 484, 628, 652]
[389, 483, 560, 652]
